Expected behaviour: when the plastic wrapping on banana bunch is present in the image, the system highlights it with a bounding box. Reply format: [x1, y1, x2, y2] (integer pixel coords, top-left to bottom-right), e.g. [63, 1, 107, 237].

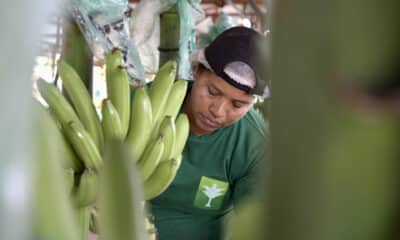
[129, 0, 203, 80]
[177, 0, 203, 80]
[70, 0, 146, 86]
[129, 0, 174, 74]
[197, 12, 234, 49]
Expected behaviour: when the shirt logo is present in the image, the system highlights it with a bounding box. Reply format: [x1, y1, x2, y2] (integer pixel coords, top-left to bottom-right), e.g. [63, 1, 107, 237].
[194, 176, 228, 210]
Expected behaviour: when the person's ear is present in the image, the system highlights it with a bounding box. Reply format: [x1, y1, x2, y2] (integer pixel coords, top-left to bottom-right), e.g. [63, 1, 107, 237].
[192, 63, 201, 79]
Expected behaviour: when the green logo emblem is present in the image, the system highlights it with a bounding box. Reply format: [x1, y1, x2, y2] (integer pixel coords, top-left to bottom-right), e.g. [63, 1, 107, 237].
[194, 176, 228, 209]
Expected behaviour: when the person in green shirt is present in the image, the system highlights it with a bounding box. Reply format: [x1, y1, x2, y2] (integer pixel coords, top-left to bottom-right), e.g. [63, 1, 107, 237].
[149, 26, 269, 240]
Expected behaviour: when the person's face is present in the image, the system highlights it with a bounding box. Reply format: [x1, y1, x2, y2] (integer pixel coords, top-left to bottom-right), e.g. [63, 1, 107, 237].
[184, 66, 255, 135]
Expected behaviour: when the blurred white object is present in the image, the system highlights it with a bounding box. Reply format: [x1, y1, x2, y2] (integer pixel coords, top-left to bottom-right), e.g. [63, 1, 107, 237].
[129, 0, 176, 73]
[129, 0, 204, 76]
[0, 0, 58, 239]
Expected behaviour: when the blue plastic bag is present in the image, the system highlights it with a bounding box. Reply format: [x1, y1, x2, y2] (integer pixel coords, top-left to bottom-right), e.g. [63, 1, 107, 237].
[70, 0, 146, 86]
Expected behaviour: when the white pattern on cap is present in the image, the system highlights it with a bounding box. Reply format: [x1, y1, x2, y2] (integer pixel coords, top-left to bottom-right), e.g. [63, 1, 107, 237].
[223, 61, 256, 88]
[191, 49, 256, 88]
[190, 49, 269, 98]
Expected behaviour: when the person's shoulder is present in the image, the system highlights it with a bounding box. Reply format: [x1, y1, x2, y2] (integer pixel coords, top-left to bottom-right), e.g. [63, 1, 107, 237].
[240, 108, 269, 140]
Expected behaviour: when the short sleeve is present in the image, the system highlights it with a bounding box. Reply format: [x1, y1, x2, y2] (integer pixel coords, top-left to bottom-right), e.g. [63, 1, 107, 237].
[231, 138, 267, 206]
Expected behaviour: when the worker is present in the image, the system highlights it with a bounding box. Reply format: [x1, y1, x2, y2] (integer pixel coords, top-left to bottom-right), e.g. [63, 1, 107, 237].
[149, 26, 269, 240]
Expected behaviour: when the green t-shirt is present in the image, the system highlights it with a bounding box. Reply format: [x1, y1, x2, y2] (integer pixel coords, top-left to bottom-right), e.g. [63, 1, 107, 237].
[149, 108, 268, 240]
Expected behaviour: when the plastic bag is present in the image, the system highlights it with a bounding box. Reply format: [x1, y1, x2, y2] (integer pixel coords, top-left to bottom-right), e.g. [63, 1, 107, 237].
[177, 0, 203, 80]
[70, 0, 146, 86]
[74, 0, 126, 23]
[197, 12, 234, 49]
[129, 0, 203, 80]
[129, 0, 177, 74]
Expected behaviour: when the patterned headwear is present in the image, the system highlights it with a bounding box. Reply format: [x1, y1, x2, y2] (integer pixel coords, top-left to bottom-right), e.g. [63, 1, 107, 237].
[191, 26, 269, 98]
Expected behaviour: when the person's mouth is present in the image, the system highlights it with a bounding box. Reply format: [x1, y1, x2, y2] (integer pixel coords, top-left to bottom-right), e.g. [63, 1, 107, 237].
[199, 113, 221, 129]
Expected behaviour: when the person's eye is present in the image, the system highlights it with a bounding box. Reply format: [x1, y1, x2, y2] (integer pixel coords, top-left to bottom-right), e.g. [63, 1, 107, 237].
[208, 87, 218, 96]
[233, 102, 244, 109]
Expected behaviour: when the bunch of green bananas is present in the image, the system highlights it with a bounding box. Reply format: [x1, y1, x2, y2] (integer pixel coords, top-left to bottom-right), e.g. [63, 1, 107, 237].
[36, 49, 189, 239]
[104, 49, 189, 201]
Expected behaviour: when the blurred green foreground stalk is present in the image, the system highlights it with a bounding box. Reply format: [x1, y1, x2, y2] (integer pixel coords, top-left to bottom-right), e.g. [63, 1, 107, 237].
[268, 0, 400, 240]
[0, 1, 59, 240]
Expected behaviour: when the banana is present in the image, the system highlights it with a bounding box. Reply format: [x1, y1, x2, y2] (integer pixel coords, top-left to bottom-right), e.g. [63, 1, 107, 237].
[58, 129, 85, 172]
[171, 113, 190, 159]
[149, 79, 187, 141]
[101, 99, 124, 141]
[64, 121, 102, 172]
[33, 101, 79, 240]
[48, 108, 62, 129]
[126, 86, 153, 162]
[36, 101, 84, 172]
[73, 169, 98, 207]
[58, 60, 104, 150]
[105, 49, 131, 138]
[157, 116, 176, 162]
[37, 80, 97, 171]
[143, 155, 182, 200]
[137, 136, 165, 181]
[99, 140, 147, 240]
[36, 79, 82, 129]
[148, 60, 177, 126]
[161, 79, 188, 120]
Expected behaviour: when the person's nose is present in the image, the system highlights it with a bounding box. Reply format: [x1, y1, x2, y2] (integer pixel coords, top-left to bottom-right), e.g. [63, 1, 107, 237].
[209, 98, 226, 118]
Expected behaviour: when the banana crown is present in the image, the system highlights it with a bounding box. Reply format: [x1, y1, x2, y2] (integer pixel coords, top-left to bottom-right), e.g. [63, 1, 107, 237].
[106, 49, 125, 70]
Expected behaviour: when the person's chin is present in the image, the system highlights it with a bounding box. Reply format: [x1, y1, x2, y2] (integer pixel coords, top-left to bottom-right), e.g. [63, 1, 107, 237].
[197, 113, 220, 132]
[201, 124, 218, 134]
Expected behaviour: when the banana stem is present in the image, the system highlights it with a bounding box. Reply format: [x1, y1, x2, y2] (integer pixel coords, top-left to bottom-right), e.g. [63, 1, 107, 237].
[62, 15, 93, 96]
[159, 5, 180, 68]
